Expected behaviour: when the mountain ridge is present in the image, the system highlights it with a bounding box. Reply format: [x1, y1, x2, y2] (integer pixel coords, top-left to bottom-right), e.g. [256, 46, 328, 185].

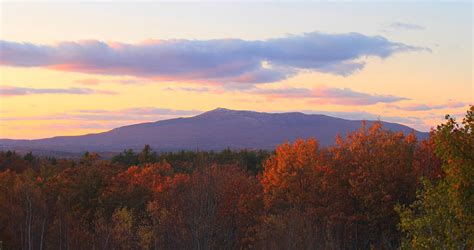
[0, 108, 428, 154]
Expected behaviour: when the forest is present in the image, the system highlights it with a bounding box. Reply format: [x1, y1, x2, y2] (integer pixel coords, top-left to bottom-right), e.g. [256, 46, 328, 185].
[0, 106, 472, 249]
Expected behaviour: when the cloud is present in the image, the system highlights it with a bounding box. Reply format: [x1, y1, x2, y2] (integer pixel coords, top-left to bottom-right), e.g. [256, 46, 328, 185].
[2, 107, 201, 122]
[75, 78, 101, 85]
[388, 22, 425, 30]
[75, 77, 149, 86]
[164, 86, 212, 93]
[291, 109, 429, 131]
[116, 79, 148, 84]
[76, 107, 201, 117]
[0, 86, 116, 96]
[388, 101, 469, 111]
[1, 107, 201, 134]
[251, 87, 312, 98]
[310, 86, 408, 105]
[75, 78, 148, 85]
[161, 84, 408, 106]
[248, 86, 409, 105]
[0, 32, 424, 85]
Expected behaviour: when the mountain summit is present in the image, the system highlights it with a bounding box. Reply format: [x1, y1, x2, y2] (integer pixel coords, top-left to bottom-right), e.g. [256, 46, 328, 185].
[0, 108, 428, 153]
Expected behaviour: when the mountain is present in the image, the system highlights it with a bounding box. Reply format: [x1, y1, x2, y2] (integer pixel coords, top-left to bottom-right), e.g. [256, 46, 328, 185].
[0, 108, 428, 154]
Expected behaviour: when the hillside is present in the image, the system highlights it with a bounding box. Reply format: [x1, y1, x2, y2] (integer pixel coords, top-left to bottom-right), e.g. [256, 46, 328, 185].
[0, 108, 428, 153]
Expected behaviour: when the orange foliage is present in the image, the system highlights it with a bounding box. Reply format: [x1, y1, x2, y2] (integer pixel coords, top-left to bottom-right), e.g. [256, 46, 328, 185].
[0, 121, 452, 249]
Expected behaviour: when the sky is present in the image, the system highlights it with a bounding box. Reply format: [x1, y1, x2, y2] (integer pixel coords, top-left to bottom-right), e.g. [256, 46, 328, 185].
[0, 1, 472, 139]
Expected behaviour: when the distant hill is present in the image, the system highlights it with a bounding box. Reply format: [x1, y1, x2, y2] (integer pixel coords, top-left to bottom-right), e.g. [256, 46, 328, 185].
[0, 108, 428, 154]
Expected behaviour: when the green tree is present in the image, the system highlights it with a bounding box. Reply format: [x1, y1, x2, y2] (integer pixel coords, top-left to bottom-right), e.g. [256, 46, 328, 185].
[397, 106, 474, 249]
[111, 149, 139, 166]
[138, 145, 157, 164]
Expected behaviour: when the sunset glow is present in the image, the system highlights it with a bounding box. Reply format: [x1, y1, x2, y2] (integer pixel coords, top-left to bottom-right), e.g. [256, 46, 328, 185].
[0, 2, 472, 139]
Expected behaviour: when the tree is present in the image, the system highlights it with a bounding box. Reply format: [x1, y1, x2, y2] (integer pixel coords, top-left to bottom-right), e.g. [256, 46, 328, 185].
[259, 138, 336, 248]
[110, 207, 135, 249]
[144, 165, 262, 249]
[333, 122, 422, 248]
[79, 151, 101, 165]
[398, 106, 474, 249]
[258, 124, 426, 249]
[111, 149, 138, 166]
[138, 145, 157, 164]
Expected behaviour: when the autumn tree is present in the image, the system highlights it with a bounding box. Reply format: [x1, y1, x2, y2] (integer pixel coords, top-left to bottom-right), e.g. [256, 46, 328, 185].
[0, 117, 460, 249]
[144, 165, 262, 249]
[259, 138, 335, 248]
[258, 123, 429, 249]
[332, 122, 425, 248]
[0, 151, 31, 172]
[0, 167, 58, 250]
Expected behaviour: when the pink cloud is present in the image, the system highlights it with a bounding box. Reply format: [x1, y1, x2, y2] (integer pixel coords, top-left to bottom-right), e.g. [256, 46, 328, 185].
[75, 78, 101, 85]
[388, 101, 469, 111]
[0, 32, 424, 85]
[248, 86, 408, 105]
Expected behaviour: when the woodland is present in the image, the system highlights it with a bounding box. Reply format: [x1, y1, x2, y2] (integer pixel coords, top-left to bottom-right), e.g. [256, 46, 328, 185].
[0, 107, 472, 249]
